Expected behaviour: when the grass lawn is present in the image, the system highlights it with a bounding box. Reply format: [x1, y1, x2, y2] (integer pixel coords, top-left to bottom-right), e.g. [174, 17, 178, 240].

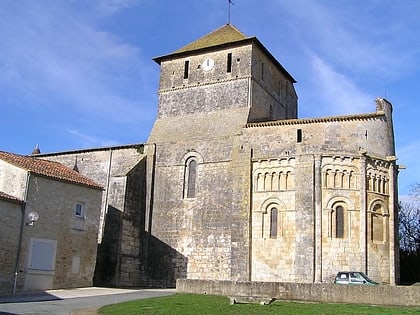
[99, 293, 420, 315]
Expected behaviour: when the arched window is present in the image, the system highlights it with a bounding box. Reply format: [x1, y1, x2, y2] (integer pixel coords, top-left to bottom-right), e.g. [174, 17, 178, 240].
[326, 199, 352, 239]
[371, 204, 384, 242]
[256, 173, 263, 191]
[185, 159, 197, 198]
[261, 199, 285, 239]
[335, 205, 344, 238]
[270, 207, 278, 238]
[326, 169, 334, 187]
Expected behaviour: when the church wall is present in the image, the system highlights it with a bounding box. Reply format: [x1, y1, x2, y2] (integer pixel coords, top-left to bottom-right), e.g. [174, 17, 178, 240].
[157, 44, 253, 119]
[251, 158, 297, 281]
[250, 44, 298, 121]
[244, 103, 395, 284]
[249, 80, 285, 122]
[157, 79, 249, 118]
[147, 136, 252, 286]
[148, 107, 251, 143]
[365, 157, 392, 283]
[37, 145, 146, 287]
[293, 154, 316, 282]
[320, 156, 364, 282]
[110, 160, 147, 286]
[39, 146, 144, 241]
[158, 45, 252, 91]
[367, 191, 391, 283]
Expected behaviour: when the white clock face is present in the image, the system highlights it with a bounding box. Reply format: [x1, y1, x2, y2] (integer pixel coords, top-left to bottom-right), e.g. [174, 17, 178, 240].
[202, 58, 214, 71]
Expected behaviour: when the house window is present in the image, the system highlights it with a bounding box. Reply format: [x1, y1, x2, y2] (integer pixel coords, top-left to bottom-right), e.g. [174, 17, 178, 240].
[335, 205, 344, 238]
[184, 60, 189, 79]
[185, 159, 197, 198]
[75, 203, 84, 218]
[227, 53, 232, 73]
[270, 207, 278, 238]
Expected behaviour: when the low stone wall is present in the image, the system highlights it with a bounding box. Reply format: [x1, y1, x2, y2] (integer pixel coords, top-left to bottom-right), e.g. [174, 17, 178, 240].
[176, 279, 420, 307]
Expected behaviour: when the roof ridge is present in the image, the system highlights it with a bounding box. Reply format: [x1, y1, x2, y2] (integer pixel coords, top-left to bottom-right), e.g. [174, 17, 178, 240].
[172, 24, 249, 54]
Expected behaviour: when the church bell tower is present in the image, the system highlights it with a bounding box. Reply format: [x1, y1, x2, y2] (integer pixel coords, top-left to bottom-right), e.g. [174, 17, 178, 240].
[148, 24, 298, 143]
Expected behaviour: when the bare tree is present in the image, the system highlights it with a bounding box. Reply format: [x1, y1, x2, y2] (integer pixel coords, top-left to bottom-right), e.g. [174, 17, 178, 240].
[399, 201, 420, 252]
[399, 184, 420, 283]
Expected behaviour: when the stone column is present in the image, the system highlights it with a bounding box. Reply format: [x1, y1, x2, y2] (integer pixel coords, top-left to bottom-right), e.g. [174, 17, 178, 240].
[359, 155, 367, 273]
[294, 154, 315, 282]
[144, 143, 157, 234]
[314, 155, 322, 282]
[387, 157, 398, 285]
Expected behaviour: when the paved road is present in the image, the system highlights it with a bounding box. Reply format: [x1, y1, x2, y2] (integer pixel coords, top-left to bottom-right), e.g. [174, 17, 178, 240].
[0, 287, 176, 315]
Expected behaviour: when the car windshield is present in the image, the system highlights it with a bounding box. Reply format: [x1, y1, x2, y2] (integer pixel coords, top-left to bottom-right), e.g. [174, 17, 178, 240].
[351, 272, 378, 284]
[358, 272, 373, 282]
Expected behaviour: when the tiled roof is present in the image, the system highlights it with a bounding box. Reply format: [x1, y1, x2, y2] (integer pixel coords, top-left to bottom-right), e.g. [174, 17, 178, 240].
[246, 111, 385, 128]
[0, 191, 23, 204]
[173, 24, 248, 54]
[0, 151, 102, 190]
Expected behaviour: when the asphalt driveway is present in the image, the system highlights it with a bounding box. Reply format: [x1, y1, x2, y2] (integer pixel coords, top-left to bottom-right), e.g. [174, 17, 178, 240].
[0, 287, 176, 315]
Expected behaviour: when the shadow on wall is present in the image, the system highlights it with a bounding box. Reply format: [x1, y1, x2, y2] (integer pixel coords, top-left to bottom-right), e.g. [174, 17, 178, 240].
[93, 206, 122, 286]
[93, 206, 188, 288]
[400, 250, 420, 285]
[146, 234, 188, 288]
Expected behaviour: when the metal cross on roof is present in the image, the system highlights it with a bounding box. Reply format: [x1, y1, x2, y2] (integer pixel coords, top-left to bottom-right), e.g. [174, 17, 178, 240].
[227, 0, 235, 25]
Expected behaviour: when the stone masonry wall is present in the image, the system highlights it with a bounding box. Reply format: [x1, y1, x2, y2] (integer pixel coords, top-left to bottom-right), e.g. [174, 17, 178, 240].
[39, 145, 144, 242]
[250, 44, 298, 121]
[243, 101, 396, 284]
[146, 138, 240, 286]
[11, 175, 102, 292]
[177, 279, 420, 307]
[0, 199, 22, 294]
[38, 145, 146, 287]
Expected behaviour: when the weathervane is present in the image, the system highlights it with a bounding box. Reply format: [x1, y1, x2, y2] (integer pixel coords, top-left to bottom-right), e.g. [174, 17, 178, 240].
[227, 0, 235, 24]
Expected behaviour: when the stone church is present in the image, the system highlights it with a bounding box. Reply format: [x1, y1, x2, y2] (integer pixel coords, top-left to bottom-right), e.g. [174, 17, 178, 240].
[37, 24, 399, 287]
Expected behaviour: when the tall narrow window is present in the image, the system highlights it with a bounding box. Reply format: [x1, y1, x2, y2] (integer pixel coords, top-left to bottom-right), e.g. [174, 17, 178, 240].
[186, 159, 197, 198]
[227, 53, 232, 73]
[270, 207, 278, 238]
[297, 129, 302, 143]
[184, 60, 189, 79]
[335, 206, 344, 238]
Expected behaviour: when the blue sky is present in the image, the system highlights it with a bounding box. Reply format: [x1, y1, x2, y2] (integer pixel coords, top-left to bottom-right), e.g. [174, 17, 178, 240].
[0, 0, 419, 197]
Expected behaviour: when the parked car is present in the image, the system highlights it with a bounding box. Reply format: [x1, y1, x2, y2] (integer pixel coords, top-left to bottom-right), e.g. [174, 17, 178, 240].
[334, 271, 379, 285]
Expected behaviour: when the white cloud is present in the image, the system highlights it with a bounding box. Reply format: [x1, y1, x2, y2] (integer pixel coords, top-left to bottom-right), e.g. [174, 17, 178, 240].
[0, 1, 154, 121]
[310, 56, 373, 115]
[67, 129, 119, 148]
[95, 0, 143, 15]
[275, 0, 420, 79]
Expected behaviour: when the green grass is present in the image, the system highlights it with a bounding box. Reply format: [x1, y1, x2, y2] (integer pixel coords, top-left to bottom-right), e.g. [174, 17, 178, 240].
[99, 293, 420, 315]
